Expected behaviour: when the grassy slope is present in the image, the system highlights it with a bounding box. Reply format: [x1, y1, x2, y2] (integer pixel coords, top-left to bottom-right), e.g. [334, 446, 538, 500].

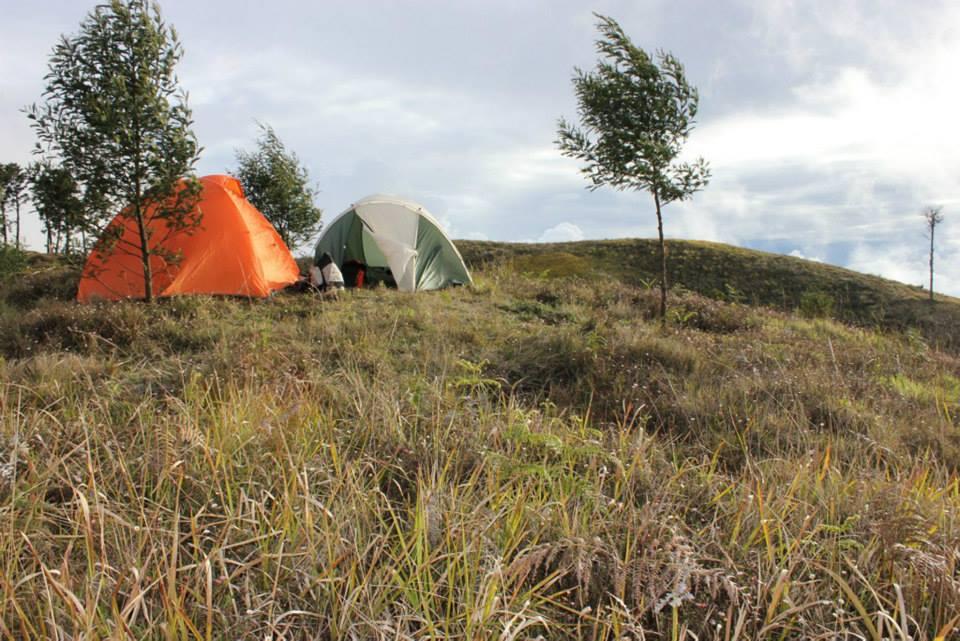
[0, 247, 959, 638]
[459, 239, 960, 350]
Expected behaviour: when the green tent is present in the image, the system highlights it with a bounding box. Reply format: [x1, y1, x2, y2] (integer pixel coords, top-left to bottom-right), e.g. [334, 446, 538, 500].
[314, 195, 472, 291]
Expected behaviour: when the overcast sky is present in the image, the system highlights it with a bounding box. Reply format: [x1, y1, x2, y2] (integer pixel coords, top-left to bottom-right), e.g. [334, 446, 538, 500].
[2, 0, 959, 293]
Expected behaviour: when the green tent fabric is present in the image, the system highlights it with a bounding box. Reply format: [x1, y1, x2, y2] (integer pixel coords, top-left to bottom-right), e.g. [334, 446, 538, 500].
[314, 195, 472, 291]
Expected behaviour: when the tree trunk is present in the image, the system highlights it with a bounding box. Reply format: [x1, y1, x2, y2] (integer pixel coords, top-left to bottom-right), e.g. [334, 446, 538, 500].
[929, 221, 935, 303]
[654, 189, 667, 326]
[1, 205, 6, 245]
[128, 46, 154, 302]
[14, 194, 20, 250]
[134, 194, 154, 302]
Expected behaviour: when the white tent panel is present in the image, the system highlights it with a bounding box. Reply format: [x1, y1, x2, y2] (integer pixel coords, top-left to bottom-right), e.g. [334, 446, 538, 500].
[354, 199, 420, 248]
[369, 231, 418, 291]
[354, 198, 422, 291]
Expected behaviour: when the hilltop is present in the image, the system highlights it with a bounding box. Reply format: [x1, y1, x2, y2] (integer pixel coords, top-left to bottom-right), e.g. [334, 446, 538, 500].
[459, 238, 960, 350]
[0, 242, 959, 639]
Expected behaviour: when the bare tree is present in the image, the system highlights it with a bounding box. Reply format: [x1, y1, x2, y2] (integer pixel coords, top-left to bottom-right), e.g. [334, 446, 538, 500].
[924, 206, 944, 302]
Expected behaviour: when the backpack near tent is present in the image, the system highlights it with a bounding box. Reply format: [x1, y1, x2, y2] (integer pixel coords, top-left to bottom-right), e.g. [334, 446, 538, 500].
[77, 175, 300, 302]
[313, 195, 471, 291]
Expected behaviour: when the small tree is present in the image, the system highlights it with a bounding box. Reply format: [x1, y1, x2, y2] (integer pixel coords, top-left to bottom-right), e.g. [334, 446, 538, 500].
[234, 124, 323, 249]
[27, 0, 201, 301]
[557, 14, 710, 323]
[0, 163, 29, 248]
[924, 206, 944, 302]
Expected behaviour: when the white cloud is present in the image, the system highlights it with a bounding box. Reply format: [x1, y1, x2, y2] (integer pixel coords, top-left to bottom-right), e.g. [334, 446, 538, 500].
[462, 145, 585, 196]
[789, 249, 823, 262]
[846, 243, 928, 289]
[539, 222, 584, 243]
[689, 2, 960, 208]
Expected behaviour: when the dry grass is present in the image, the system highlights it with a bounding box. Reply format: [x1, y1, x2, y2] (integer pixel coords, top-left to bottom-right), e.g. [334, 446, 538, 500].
[0, 255, 959, 639]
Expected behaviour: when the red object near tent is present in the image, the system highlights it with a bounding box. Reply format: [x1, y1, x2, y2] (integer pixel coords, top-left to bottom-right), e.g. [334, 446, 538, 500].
[77, 175, 299, 302]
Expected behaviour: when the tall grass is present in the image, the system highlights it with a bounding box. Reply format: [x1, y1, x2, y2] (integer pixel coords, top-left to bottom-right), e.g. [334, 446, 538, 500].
[0, 262, 959, 638]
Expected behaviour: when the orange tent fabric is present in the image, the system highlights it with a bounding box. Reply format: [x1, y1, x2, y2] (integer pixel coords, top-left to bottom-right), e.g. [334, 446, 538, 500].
[77, 175, 300, 302]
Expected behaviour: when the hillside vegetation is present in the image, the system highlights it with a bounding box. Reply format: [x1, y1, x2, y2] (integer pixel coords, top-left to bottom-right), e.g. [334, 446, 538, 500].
[459, 239, 960, 351]
[0, 243, 959, 639]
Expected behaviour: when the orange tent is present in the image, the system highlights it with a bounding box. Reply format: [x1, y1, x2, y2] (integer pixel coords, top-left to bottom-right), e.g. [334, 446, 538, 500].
[77, 175, 300, 302]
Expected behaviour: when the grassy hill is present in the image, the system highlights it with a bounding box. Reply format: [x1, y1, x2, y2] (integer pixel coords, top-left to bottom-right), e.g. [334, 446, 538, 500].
[1, 244, 959, 639]
[459, 239, 960, 351]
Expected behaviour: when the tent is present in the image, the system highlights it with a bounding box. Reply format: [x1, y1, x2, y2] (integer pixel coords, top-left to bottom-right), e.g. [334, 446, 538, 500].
[313, 195, 471, 291]
[77, 175, 299, 302]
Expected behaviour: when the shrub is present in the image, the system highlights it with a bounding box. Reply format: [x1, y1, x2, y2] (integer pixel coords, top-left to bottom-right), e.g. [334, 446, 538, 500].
[0, 245, 27, 280]
[2, 264, 80, 308]
[799, 289, 835, 318]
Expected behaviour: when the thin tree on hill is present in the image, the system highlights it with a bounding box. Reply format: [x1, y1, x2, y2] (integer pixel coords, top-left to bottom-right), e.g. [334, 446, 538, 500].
[924, 205, 944, 302]
[233, 124, 323, 249]
[557, 14, 710, 324]
[26, 0, 201, 301]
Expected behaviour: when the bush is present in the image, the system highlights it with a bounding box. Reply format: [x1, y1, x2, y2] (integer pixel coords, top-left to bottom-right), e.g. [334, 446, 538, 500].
[669, 293, 757, 333]
[799, 289, 835, 318]
[1, 263, 80, 308]
[0, 245, 27, 279]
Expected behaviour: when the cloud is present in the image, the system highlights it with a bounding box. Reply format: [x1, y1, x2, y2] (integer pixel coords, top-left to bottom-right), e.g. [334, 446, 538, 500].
[539, 222, 584, 243]
[789, 249, 823, 263]
[846, 243, 928, 288]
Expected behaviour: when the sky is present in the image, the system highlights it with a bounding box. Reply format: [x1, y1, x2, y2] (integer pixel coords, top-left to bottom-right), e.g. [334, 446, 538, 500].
[2, 0, 959, 294]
